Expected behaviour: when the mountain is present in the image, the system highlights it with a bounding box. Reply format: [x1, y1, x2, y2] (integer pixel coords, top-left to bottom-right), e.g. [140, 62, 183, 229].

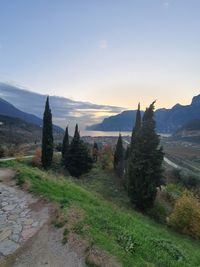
[0, 83, 125, 132]
[0, 97, 63, 133]
[173, 119, 200, 143]
[88, 94, 200, 133]
[0, 114, 42, 144]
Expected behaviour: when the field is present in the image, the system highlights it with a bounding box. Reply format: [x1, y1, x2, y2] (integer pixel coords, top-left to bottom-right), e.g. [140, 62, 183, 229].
[162, 138, 200, 173]
[1, 159, 200, 267]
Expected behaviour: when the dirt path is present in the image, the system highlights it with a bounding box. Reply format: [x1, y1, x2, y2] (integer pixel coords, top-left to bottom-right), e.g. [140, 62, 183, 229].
[0, 168, 85, 267]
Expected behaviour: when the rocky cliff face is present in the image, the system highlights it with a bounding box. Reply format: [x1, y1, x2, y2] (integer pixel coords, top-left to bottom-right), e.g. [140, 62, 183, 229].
[88, 94, 200, 134]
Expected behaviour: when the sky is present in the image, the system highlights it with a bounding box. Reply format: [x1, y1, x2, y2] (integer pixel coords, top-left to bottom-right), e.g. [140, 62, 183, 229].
[0, 0, 200, 110]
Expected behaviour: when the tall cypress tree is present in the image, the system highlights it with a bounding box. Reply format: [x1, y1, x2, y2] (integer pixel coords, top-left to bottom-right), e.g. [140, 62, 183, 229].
[41, 96, 53, 169]
[66, 124, 93, 177]
[130, 103, 141, 150]
[114, 134, 124, 178]
[128, 101, 163, 211]
[62, 126, 69, 165]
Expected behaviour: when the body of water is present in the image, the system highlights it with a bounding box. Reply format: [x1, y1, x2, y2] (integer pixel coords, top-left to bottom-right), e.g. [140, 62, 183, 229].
[81, 130, 172, 137]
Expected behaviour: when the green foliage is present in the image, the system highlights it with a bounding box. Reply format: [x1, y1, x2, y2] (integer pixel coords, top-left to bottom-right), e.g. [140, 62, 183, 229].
[128, 102, 164, 211]
[169, 192, 200, 239]
[150, 239, 185, 261]
[130, 103, 141, 151]
[170, 168, 200, 189]
[2, 160, 200, 267]
[117, 230, 139, 254]
[114, 134, 124, 178]
[100, 145, 113, 171]
[62, 126, 69, 166]
[41, 97, 54, 169]
[147, 200, 169, 224]
[66, 124, 93, 177]
[0, 146, 5, 158]
[92, 142, 99, 163]
[62, 228, 69, 244]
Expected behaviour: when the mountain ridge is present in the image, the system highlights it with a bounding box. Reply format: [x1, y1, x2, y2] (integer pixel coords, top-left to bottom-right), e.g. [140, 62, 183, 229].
[87, 94, 200, 133]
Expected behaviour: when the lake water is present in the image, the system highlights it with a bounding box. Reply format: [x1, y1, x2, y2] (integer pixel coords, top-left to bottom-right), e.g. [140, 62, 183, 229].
[81, 130, 131, 137]
[81, 130, 172, 138]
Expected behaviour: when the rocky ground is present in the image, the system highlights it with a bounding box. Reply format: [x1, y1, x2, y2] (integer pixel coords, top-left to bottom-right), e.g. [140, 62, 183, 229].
[0, 168, 85, 267]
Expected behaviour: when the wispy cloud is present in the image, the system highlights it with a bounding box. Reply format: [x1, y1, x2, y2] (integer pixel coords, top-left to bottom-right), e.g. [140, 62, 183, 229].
[99, 39, 108, 49]
[163, 1, 170, 8]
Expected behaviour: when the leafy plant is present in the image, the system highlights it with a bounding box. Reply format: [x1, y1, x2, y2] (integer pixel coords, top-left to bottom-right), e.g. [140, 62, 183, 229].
[117, 231, 139, 254]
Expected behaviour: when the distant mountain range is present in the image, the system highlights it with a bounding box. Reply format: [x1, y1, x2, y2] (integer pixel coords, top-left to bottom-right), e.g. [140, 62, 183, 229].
[88, 94, 200, 134]
[0, 83, 124, 132]
[0, 114, 43, 145]
[0, 97, 63, 133]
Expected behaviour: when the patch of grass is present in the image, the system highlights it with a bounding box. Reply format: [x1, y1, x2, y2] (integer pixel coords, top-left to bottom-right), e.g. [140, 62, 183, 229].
[1, 160, 200, 267]
[62, 228, 69, 244]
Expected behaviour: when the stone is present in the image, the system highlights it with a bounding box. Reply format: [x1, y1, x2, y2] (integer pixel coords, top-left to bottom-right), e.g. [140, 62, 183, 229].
[3, 204, 16, 211]
[0, 239, 19, 256]
[24, 219, 33, 225]
[0, 228, 12, 242]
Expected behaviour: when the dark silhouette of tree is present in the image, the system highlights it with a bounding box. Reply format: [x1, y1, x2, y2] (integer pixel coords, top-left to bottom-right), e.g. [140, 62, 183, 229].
[41, 96, 53, 168]
[128, 101, 164, 211]
[130, 103, 141, 151]
[66, 124, 93, 177]
[62, 126, 69, 166]
[114, 134, 124, 178]
[92, 142, 99, 162]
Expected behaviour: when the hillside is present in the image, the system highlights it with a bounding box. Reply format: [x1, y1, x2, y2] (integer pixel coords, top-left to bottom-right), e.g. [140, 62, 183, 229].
[1, 160, 200, 267]
[0, 83, 124, 130]
[0, 115, 63, 145]
[88, 94, 200, 133]
[0, 97, 63, 133]
[174, 119, 200, 143]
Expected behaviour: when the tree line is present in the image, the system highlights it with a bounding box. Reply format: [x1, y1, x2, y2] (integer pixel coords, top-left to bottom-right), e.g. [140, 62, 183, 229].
[113, 102, 164, 211]
[41, 96, 163, 212]
[41, 97, 92, 177]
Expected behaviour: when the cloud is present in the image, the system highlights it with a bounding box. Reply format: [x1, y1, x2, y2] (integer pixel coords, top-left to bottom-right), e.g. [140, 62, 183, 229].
[163, 1, 169, 8]
[99, 40, 108, 49]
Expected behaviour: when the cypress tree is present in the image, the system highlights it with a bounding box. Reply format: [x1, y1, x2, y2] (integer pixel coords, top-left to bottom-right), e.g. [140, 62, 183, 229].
[130, 103, 141, 151]
[92, 142, 99, 163]
[66, 124, 93, 177]
[62, 126, 69, 165]
[128, 101, 163, 211]
[41, 96, 54, 169]
[114, 134, 124, 178]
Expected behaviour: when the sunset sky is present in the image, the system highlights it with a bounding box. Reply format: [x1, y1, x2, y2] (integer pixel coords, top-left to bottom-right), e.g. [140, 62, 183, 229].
[0, 0, 199, 110]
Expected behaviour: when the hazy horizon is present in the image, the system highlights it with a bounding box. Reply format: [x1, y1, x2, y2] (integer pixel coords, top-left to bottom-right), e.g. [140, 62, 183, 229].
[0, 1, 200, 110]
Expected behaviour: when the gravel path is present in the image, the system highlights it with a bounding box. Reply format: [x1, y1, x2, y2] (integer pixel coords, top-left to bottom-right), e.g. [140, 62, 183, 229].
[0, 168, 85, 267]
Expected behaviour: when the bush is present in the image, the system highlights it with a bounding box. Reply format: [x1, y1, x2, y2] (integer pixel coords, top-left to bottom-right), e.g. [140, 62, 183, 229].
[100, 145, 113, 171]
[32, 148, 42, 167]
[169, 191, 200, 239]
[147, 200, 169, 224]
[0, 146, 5, 158]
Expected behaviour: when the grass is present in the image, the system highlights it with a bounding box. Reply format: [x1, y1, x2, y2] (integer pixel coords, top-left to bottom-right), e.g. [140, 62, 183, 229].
[1, 160, 200, 267]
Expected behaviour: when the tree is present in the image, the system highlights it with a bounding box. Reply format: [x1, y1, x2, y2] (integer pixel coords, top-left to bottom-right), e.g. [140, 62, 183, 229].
[128, 101, 163, 211]
[92, 142, 99, 163]
[100, 145, 113, 171]
[62, 126, 69, 165]
[66, 124, 93, 177]
[130, 103, 141, 151]
[41, 96, 53, 169]
[114, 134, 124, 178]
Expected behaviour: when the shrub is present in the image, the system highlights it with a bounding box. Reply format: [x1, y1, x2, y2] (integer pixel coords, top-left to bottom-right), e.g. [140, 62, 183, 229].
[0, 146, 5, 158]
[147, 200, 169, 224]
[117, 230, 139, 254]
[100, 145, 114, 171]
[169, 191, 200, 239]
[32, 148, 42, 167]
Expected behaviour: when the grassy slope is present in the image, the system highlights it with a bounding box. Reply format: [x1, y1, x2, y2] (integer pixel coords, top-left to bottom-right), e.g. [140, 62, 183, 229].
[1, 160, 200, 267]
